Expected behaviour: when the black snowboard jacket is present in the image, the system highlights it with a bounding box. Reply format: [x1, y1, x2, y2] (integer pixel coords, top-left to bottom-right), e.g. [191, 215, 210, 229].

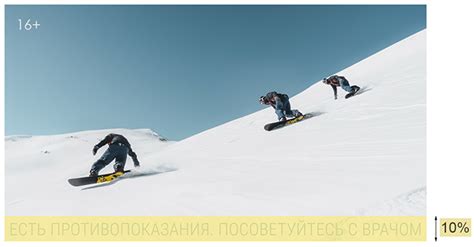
[95, 134, 139, 164]
[264, 91, 289, 109]
[326, 75, 347, 98]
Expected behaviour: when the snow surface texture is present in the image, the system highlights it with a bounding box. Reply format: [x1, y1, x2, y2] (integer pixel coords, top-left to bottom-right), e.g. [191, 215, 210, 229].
[5, 30, 426, 216]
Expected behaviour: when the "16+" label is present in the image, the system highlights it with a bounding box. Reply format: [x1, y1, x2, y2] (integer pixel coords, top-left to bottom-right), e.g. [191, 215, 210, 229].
[18, 19, 41, 31]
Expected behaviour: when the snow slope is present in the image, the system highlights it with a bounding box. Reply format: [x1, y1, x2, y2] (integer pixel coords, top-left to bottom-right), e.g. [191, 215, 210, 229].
[5, 30, 426, 216]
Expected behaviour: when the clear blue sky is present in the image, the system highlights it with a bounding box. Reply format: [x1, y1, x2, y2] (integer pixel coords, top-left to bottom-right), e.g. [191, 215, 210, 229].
[5, 5, 426, 140]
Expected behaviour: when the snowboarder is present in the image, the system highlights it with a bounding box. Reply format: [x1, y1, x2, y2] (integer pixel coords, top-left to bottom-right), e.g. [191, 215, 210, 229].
[259, 91, 303, 121]
[89, 133, 140, 177]
[323, 75, 360, 99]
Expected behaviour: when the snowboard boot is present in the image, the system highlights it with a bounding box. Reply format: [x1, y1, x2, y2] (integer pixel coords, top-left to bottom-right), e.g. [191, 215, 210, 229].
[89, 169, 98, 177]
[345, 86, 361, 99]
[294, 110, 303, 118]
[279, 117, 287, 122]
[351, 85, 360, 94]
[114, 164, 125, 173]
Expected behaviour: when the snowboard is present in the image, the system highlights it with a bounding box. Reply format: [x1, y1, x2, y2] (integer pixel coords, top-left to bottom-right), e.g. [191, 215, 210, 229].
[345, 86, 361, 99]
[68, 170, 131, 186]
[264, 114, 311, 131]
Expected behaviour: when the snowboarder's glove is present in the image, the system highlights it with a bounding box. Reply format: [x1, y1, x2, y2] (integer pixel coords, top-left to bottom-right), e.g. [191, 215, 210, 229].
[92, 145, 99, 155]
[134, 160, 140, 167]
[334, 94, 338, 100]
